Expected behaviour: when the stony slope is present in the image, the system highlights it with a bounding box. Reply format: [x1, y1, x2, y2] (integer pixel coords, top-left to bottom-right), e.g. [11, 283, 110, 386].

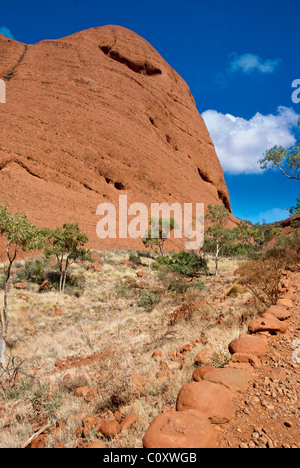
[0, 25, 232, 249]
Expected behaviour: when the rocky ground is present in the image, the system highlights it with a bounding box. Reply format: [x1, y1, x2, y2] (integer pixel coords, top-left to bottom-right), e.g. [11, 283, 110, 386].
[143, 269, 300, 449]
[219, 272, 300, 448]
[0, 253, 299, 448]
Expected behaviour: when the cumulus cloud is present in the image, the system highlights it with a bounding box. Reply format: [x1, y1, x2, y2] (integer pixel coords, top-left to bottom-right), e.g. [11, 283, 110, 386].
[229, 53, 281, 74]
[202, 106, 298, 174]
[0, 26, 14, 39]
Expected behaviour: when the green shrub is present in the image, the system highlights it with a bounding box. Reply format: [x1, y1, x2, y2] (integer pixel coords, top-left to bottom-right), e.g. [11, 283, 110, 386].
[128, 252, 142, 266]
[137, 293, 161, 311]
[191, 280, 206, 291]
[167, 278, 188, 294]
[152, 251, 207, 277]
[23, 258, 47, 284]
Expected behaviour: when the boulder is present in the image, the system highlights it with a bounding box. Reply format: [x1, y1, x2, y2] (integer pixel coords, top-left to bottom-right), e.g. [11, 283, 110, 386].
[192, 366, 215, 382]
[142, 410, 218, 448]
[266, 305, 292, 320]
[248, 315, 288, 334]
[176, 381, 234, 424]
[229, 353, 261, 369]
[228, 335, 268, 357]
[277, 298, 294, 309]
[201, 367, 251, 393]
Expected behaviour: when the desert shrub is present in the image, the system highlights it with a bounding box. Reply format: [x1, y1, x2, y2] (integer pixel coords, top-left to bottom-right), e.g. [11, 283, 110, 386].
[171, 251, 208, 277]
[226, 283, 248, 298]
[210, 349, 231, 368]
[1, 362, 61, 419]
[167, 277, 188, 294]
[191, 280, 206, 291]
[43, 269, 86, 295]
[23, 258, 48, 284]
[137, 292, 161, 311]
[237, 256, 283, 306]
[128, 252, 143, 266]
[275, 229, 300, 265]
[167, 278, 206, 295]
[0, 355, 29, 398]
[28, 381, 63, 419]
[152, 251, 207, 277]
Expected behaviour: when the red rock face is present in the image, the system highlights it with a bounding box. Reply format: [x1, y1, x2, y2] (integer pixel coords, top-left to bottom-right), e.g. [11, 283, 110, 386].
[0, 25, 232, 249]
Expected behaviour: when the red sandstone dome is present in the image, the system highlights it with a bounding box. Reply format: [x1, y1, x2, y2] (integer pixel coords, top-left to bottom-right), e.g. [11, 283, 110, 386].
[0, 25, 233, 249]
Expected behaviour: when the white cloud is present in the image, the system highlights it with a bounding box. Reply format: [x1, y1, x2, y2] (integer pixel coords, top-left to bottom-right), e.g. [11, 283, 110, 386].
[202, 106, 298, 174]
[0, 26, 14, 39]
[229, 53, 281, 74]
[257, 208, 290, 223]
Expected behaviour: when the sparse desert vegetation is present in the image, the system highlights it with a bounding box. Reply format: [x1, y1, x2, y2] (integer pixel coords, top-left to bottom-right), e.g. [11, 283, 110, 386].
[1, 225, 297, 448]
[0, 205, 299, 448]
[0, 246, 257, 448]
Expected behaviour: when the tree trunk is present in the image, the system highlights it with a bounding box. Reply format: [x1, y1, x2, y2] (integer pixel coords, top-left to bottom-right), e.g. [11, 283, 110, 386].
[62, 270, 67, 294]
[59, 273, 63, 293]
[0, 336, 6, 365]
[215, 240, 219, 276]
[0, 275, 9, 365]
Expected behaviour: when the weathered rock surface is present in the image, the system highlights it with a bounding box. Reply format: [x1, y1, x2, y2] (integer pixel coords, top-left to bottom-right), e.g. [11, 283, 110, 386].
[201, 367, 251, 393]
[192, 366, 215, 381]
[0, 25, 233, 250]
[142, 409, 218, 448]
[176, 380, 234, 424]
[266, 305, 292, 321]
[248, 315, 288, 334]
[228, 335, 269, 357]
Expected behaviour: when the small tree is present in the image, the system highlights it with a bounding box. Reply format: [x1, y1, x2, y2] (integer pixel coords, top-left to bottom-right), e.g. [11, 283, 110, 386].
[259, 118, 300, 181]
[142, 217, 177, 256]
[259, 118, 300, 215]
[204, 204, 231, 275]
[251, 220, 282, 249]
[0, 206, 44, 364]
[287, 198, 300, 215]
[44, 223, 91, 293]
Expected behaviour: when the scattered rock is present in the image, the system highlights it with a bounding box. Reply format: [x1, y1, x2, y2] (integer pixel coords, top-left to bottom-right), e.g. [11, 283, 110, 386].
[81, 416, 102, 437]
[86, 440, 105, 448]
[152, 350, 163, 361]
[13, 281, 28, 290]
[194, 347, 216, 366]
[100, 420, 121, 438]
[74, 385, 90, 397]
[120, 413, 140, 431]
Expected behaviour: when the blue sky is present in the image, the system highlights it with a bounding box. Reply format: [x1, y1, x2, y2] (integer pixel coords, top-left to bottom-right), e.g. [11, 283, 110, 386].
[1, 0, 299, 224]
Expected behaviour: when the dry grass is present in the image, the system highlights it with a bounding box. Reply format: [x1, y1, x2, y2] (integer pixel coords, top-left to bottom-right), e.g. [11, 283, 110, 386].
[0, 250, 259, 448]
